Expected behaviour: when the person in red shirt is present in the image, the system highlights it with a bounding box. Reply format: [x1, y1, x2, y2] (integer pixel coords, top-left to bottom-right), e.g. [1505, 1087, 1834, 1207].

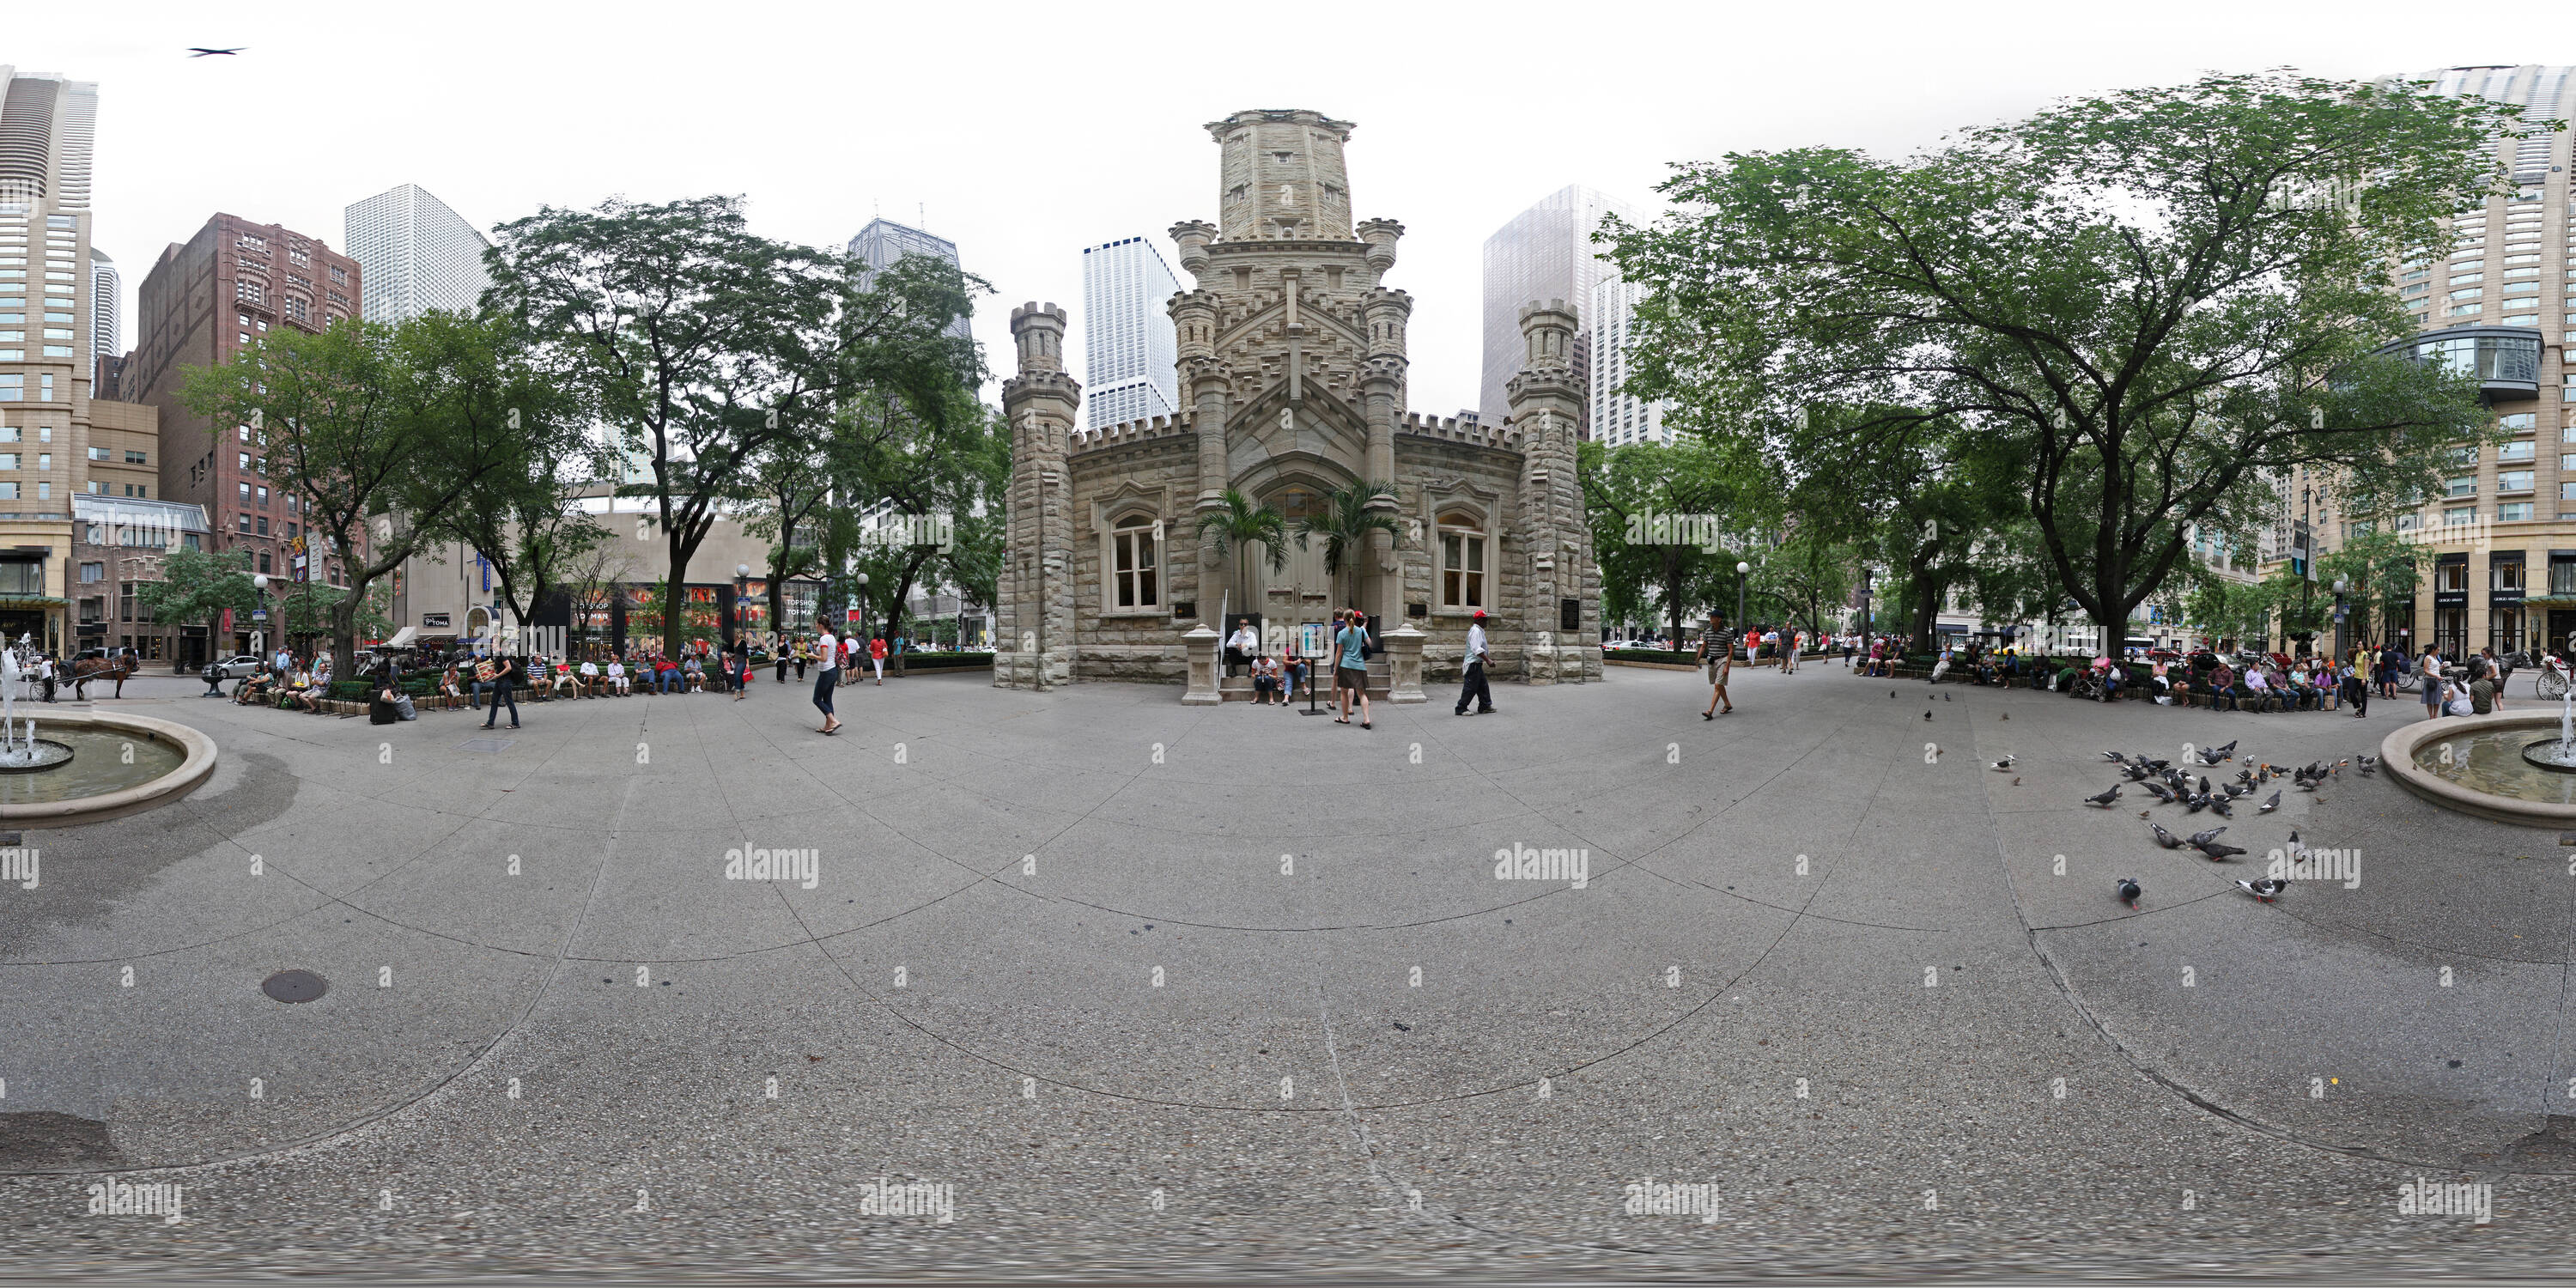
[869, 635, 888, 685]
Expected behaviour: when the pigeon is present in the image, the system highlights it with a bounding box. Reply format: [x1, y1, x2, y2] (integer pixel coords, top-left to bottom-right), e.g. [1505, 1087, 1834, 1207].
[2143, 781, 2173, 803]
[2257, 791, 2281, 814]
[1925, 711, 1933, 720]
[2356, 755, 2379, 775]
[2295, 776, 2318, 793]
[2235, 769, 2255, 782]
[2198, 776, 2212, 798]
[2235, 877, 2286, 902]
[2002, 714, 2010, 720]
[2184, 793, 2211, 814]
[2115, 877, 2142, 908]
[2141, 758, 2170, 770]
[2102, 750, 2127, 762]
[2209, 796, 2233, 818]
[2212, 739, 2238, 760]
[186, 47, 246, 57]
[2149, 823, 2182, 848]
[2083, 786, 2121, 807]
[2187, 825, 2228, 848]
[2196, 838, 2248, 860]
[2224, 781, 2252, 798]
[2124, 763, 2153, 781]
[1892, 690, 1898, 699]
[1991, 756, 2015, 771]
[1945, 694, 1952, 702]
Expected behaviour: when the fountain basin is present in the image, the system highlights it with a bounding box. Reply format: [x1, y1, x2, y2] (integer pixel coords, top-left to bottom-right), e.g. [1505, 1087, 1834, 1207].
[2383, 711, 2576, 827]
[0, 737, 74, 773]
[0, 711, 216, 826]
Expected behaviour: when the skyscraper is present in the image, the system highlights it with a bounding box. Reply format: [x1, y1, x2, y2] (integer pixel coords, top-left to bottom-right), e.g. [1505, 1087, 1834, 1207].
[1588, 271, 1672, 447]
[344, 184, 492, 324]
[848, 217, 970, 340]
[88, 246, 115, 367]
[0, 66, 103, 649]
[1479, 185, 1640, 434]
[2340, 65, 2576, 660]
[1080, 235, 1181, 429]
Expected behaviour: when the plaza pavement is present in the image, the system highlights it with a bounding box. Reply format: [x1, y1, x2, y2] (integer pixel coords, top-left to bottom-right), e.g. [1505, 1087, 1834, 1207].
[3, 660, 2575, 1280]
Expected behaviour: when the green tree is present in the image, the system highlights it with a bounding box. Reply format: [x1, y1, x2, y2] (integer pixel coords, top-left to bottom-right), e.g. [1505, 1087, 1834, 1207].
[486, 198, 973, 659]
[283, 581, 394, 647]
[1195, 489, 1291, 623]
[1578, 438, 1747, 645]
[136, 546, 258, 659]
[446, 426, 614, 651]
[1607, 71, 2516, 641]
[2318, 525, 2430, 648]
[179, 311, 557, 680]
[1295, 482, 1405, 614]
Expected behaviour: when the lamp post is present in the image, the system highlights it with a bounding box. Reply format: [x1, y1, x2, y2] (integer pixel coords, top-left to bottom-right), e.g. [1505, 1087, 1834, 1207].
[1735, 561, 1751, 663]
[252, 572, 270, 660]
[854, 572, 870, 643]
[2332, 578, 2349, 664]
[733, 562, 750, 647]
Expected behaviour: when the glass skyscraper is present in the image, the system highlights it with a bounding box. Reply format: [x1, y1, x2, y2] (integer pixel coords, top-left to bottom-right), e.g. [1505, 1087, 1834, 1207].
[1587, 271, 1671, 447]
[1079, 235, 1181, 430]
[848, 217, 971, 341]
[1479, 185, 1640, 434]
[344, 184, 493, 324]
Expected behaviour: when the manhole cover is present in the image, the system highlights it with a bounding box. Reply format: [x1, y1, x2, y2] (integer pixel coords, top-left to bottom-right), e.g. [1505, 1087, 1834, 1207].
[261, 969, 328, 1003]
[457, 738, 513, 753]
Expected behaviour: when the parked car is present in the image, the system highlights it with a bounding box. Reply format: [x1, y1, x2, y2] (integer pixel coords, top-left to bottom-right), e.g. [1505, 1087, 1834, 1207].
[205, 653, 266, 680]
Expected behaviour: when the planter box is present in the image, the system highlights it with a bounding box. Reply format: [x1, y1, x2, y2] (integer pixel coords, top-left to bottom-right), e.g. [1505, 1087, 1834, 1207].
[1605, 659, 1702, 672]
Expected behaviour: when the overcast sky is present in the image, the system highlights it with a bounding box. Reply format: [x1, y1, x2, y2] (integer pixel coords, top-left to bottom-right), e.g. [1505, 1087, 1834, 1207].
[7, 0, 2553, 416]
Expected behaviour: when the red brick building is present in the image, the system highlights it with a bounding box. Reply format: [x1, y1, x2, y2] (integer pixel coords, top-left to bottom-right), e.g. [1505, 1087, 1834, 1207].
[125, 214, 364, 654]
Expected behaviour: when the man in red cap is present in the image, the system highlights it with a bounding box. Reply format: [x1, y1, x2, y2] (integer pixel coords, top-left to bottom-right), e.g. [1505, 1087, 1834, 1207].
[1455, 609, 1495, 716]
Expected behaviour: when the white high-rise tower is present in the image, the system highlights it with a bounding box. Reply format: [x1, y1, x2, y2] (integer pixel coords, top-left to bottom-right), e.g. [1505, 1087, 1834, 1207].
[1079, 235, 1181, 430]
[343, 184, 493, 323]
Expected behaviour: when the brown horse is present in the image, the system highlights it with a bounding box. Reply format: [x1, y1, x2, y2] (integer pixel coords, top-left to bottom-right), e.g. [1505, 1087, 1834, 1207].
[71, 653, 136, 700]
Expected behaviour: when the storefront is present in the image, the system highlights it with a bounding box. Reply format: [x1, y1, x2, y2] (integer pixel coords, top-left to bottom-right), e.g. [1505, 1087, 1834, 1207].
[2491, 550, 2527, 655]
[2432, 553, 2470, 660]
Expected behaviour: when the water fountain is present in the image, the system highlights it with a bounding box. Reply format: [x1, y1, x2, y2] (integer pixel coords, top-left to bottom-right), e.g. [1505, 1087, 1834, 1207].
[2387, 674, 2576, 824]
[0, 635, 73, 772]
[0, 632, 217, 825]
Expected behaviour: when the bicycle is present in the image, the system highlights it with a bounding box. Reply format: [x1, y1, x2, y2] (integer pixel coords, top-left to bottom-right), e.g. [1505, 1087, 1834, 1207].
[2537, 656, 2571, 702]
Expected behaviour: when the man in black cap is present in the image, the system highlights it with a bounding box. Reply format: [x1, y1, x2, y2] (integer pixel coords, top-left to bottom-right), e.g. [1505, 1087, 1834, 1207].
[1455, 609, 1495, 716]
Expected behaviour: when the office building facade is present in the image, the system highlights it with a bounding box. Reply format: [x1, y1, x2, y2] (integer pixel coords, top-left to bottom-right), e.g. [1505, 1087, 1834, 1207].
[1588, 272, 1673, 447]
[1080, 235, 1182, 429]
[0, 67, 104, 650]
[1479, 185, 1639, 435]
[344, 183, 492, 324]
[848, 217, 971, 340]
[130, 214, 363, 656]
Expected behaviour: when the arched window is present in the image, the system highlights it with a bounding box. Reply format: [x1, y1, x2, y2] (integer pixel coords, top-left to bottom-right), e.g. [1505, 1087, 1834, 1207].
[1439, 508, 1485, 610]
[1111, 514, 1157, 609]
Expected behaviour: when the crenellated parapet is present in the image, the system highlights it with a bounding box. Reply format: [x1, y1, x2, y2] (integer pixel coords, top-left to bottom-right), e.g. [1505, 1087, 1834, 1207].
[1067, 410, 1199, 456]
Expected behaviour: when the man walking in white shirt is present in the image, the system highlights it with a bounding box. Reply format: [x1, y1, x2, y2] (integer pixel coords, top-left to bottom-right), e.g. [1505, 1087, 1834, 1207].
[1454, 609, 1494, 716]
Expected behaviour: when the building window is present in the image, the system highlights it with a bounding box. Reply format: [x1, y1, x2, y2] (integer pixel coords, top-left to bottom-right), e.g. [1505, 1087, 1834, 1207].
[2501, 471, 2536, 493]
[2501, 501, 2536, 521]
[2501, 440, 2537, 462]
[258, 551, 270, 574]
[2445, 476, 2476, 497]
[1110, 515, 1157, 609]
[1439, 509, 1488, 610]
[124, 450, 144, 465]
[2445, 506, 2476, 526]
[255, 516, 268, 537]
[78, 562, 101, 583]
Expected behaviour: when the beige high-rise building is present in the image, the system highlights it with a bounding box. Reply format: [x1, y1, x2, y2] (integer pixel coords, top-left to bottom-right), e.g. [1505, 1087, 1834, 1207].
[2331, 66, 2576, 660]
[0, 67, 104, 652]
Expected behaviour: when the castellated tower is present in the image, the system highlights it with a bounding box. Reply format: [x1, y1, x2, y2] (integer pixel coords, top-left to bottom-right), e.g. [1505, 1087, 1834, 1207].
[995, 302, 1080, 690]
[1508, 300, 1602, 684]
[993, 108, 1597, 697]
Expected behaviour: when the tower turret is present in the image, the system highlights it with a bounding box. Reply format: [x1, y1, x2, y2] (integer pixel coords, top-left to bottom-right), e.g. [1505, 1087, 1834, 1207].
[1206, 109, 1358, 241]
[1507, 299, 1597, 685]
[996, 302, 1081, 690]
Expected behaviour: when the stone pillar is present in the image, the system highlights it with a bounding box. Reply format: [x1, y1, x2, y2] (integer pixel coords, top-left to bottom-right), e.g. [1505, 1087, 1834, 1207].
[997, 302, 1082, 690]
[1381, 622, 1426, 703]
[1359, 279, 1411, 629]
[1181, 623, 1221, 705]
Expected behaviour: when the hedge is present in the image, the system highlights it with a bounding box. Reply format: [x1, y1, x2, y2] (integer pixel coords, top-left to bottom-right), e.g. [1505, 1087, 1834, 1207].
[1606, 648, 1699, 665]
[899, 652, 993, 670]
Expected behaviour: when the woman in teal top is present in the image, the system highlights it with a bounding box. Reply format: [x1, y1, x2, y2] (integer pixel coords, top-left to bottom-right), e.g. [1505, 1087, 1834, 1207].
[1334, 610, 1373, 729]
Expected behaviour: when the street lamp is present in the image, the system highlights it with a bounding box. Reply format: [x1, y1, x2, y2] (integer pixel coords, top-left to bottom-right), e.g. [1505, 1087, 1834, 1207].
[854, 572, 870, 643]
[1735, 561, 1751, 661]
[733, 562, 751, 647]
[252, 572, 270, 659]
[2331, 578, 2349, 663]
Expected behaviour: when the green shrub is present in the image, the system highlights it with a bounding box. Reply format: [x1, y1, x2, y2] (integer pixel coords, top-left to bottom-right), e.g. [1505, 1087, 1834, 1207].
[1605, 648, 1698, 664]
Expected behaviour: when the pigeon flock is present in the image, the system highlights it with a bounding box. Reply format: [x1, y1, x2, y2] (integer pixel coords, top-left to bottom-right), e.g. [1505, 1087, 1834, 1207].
[2081, 743, 2366, 914]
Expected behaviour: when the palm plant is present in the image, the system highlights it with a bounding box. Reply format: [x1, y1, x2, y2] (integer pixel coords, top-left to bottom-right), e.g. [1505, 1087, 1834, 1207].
[1297, 481, 1405, 612]
[1196, 489, 1292, 617]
